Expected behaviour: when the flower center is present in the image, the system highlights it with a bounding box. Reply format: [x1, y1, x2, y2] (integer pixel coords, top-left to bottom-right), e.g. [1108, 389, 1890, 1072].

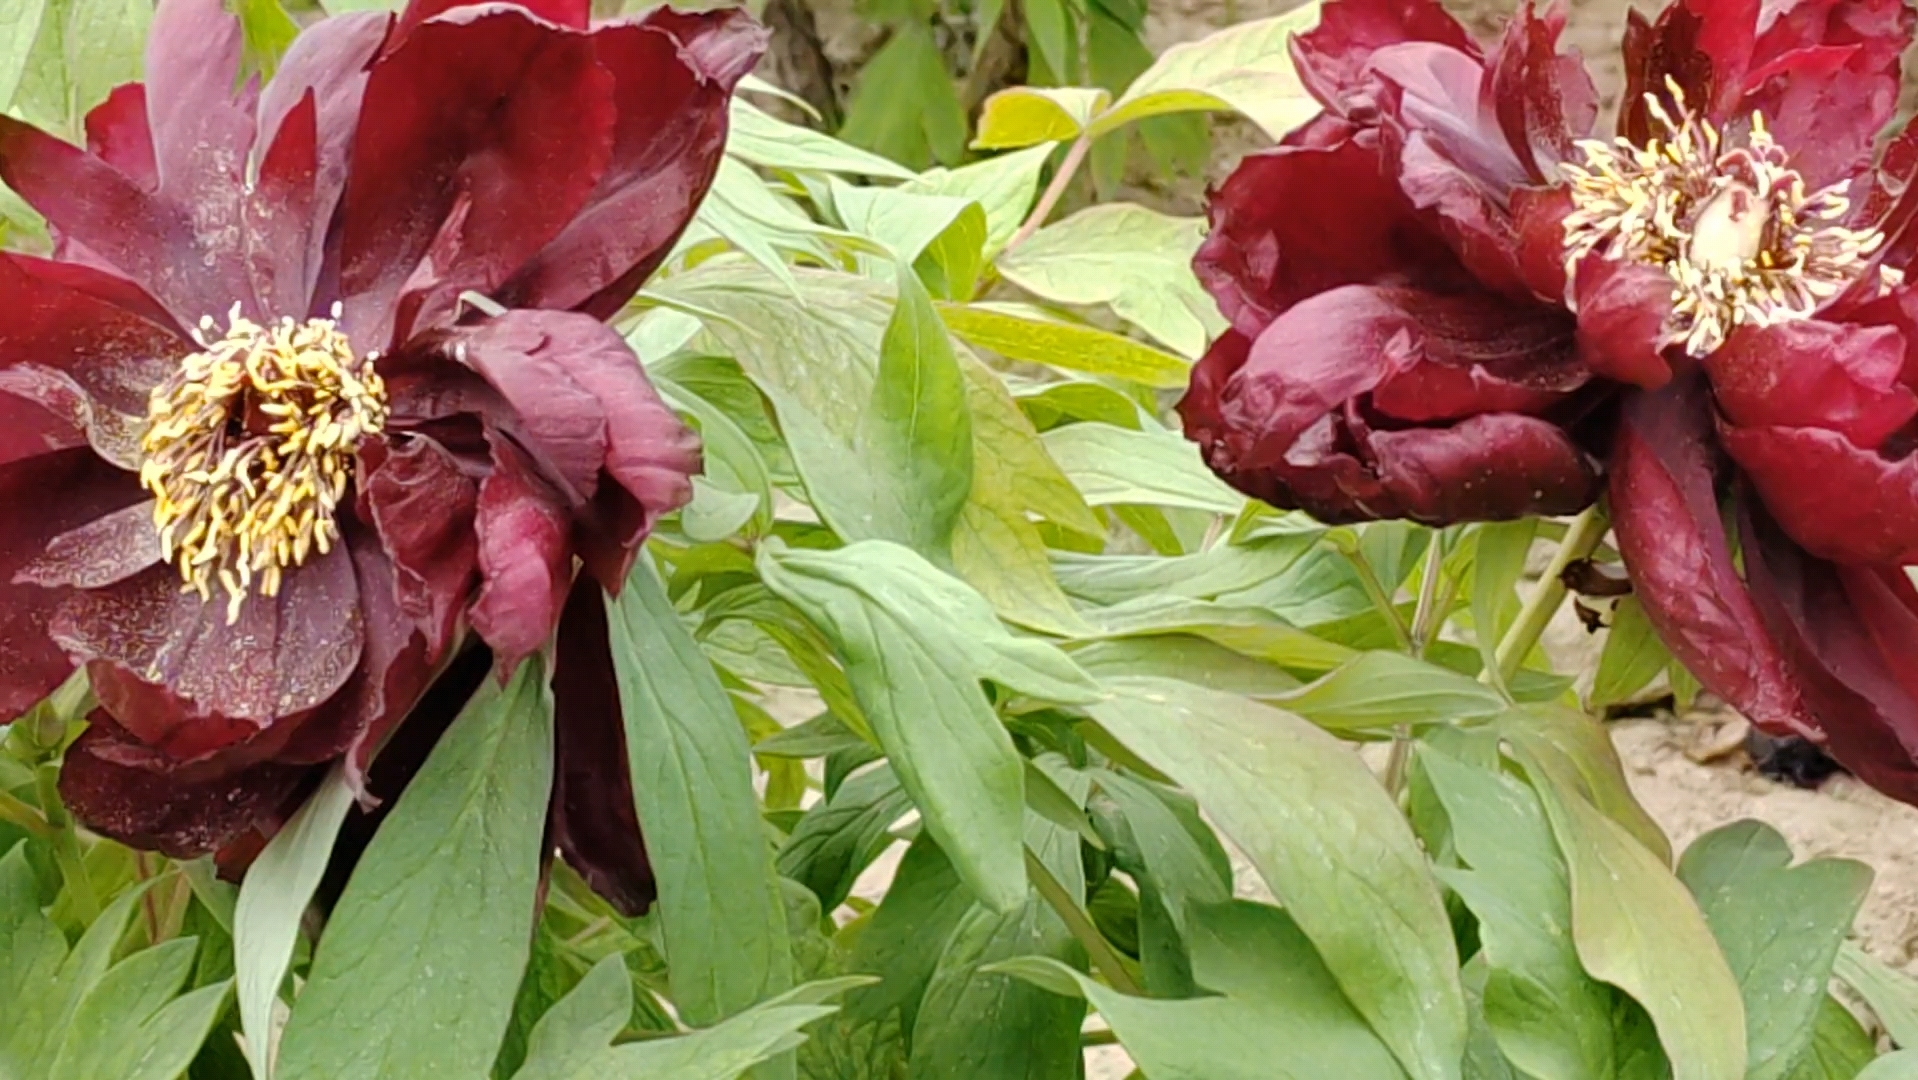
[1560, 79, 1898, 357]
[140, 305, 387, 623]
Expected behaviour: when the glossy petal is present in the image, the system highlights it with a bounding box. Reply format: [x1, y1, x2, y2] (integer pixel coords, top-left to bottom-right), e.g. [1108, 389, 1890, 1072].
[1571, 255, 1676, 389]
[357, 435, 480, 652]
[1485, 3, 1599, 180]
[1704, 320, 1916, 450]
[1607, 377, 1818, 736]
[1364, 410, 1602, 522]
[500, 8, 767, 318]
[1290, 0, 1478, 117]
[469, 435, 572, 672]
[1719, 424, 1918, 565]
[338, 6, 616, 349]
[550, 578, 654, 916]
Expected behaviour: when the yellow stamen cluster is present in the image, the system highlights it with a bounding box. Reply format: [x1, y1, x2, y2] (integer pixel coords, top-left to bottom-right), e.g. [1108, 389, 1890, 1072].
[140, 304, 387, 624]
[1561, 79, 1897, 357]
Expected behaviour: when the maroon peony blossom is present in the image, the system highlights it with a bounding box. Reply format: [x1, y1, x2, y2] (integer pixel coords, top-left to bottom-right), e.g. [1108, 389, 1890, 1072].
[1181, 0, 1918, 802]
[0, 0, 764, 907]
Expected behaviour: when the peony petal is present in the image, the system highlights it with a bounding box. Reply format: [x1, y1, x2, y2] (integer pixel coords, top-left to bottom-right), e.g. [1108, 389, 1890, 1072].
[1608, 377, 1818, 736]
[52, 544, 364, 730]
[1744, 0, 1910, 187]
[1719, 423, 1918, 565]
[59, 715, 309, 858]
[1571, 255, 1676, 389]
[394, 0, 591, 39]
[1194, 122, 1470, 338]
[14, 500, 160, 590]
[550, 578, 654, 916]
[357, 435, 480, 652]
[1704, 320, 1917, 450]
[0, 364, 146, 470]
[0, 253, 183, 417]
[84, 85, 158, 192]
[0, 451, 147, 720]
[1511, 183, 1574, 301]
[498, 8, 765, 319]
[1367, 41, 1531, 192]
[338, 6, 616, 349]
[1361, 411, 1601, 523]
[469, 435, 573, 672]
[143, 0, 257, 223]
[243, 92, 323, 322]
[1618, 0, 1759, 141]
[1290, 0, 1477, 117]
[1485, 3, 1599, 181]
[1741, 507, 1918, 802]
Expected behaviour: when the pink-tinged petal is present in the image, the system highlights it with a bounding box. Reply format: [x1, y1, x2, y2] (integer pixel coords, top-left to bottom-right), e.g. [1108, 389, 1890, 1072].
[1360, 410, 1601, 522]
[426, 320, 606, 500]
[0, 255, 184, 413]
[15, 501, 159, 590]
[1290, 0, 1477, 117]
[0, 451, 147, 720]
[0, 369, 88, 468]
[52, 544, 364, 733]
[551, 578, 654, 916]
[84, 85, 157, 192]
[499, 8, 765, 318]
[59, 715, 310, 858]
[1194, 122, 1466, 338]
[1571, 256, 1676, 389]
[1368, 41, 1531, 192]
[244, 92, 323, 322]
[338, 7, 616, 349]
[1741, 508, 1918, 802]
[1737, 45, 1895, 189]
[1485, 3, 1598, 180]
[1608, 378, 1818, 736]
[470, 435, 572, 672]
[357, 435, 479, 652]
[1386, 127, 1531, 297]
[1511, 184, 1573, 301]
[1705, 320, 1916, 449]
[392, 0, 590, 43]
[1618, 0, 1759, 140]
[143, 0, 257, 220]
[1719, 423, 1918, 565]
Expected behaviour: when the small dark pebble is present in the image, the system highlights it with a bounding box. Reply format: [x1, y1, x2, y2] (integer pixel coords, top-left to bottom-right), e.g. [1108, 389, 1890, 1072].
[1745, 730, 1847, 789]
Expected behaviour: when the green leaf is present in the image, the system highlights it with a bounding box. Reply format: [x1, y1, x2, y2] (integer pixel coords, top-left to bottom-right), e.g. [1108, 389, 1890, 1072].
[607, 564, 796, 1026]
[1075, 595, 1356, 675]
[1592, 597, 1674, 709]
[1041, 421, 1242, 514]
[760, 540, 1099, 911]
[1524, 752, 1748, 1080]
[777, 764, 913, 911]
[277, 658, 556, 1080]
[827, 182, 986, 294]
[999, 901, 1410, 1078]
[1070, 635, 1303, 698]
[728, 98, 917, 179]
[839, 25, 965, 169]
[0, 0, 47, 109]
[995, 204, 1225, 358]
[1089, 769, 1233, 996]
[697, 158, 860, 291]
[1500, 704, 1672, 864]
[1860, 1053, 1918, 1080]
[1092, 5, 1323, 139]
[1469, 520, 1537, 695]
[1052, 531, 1320, 606]
[50, 938, 232, 1080]
[935, 303, 1191, 387]
[231, 0, 298, 77]
[62, 0, 149, 131]
[1782, 998, 1877, 1080]
[1418, 747, 1659, 1080]
[1676, 821, 1871, 1080]
[1275, 652, 1508, 734]
[861, 266, 975, 553]
[837, 834, 977, 1042]
[972, 86, 1110, 148]
[1087, 677, 1467, 1080]
[1834, 943, 1918, 1049]
[234, 766, 355, 1080]
[902, 144, 1057, 255]
[511, 956, 633, 1080]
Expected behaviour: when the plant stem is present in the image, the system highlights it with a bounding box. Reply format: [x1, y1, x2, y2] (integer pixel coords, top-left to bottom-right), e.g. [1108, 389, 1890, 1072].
[1026, 848, 1142, 996]
[36, 762, 97, 923]
[1386, 534, 1451, 797]
[1002, 135, 1092, 255]
[1339, 544, 1414, 653]
[1488, 505, 1610, 690]
[1081, 1028, 1121, 1047]
[0, 787, 50, 838]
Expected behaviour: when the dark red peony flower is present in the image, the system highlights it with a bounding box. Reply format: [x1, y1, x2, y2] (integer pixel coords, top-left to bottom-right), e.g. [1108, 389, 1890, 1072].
[0, 0, 764, 907]
[1182, 0, 1918, 802]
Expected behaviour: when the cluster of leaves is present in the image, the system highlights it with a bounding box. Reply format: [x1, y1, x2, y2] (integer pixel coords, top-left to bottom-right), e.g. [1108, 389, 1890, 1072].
[7, 2, 1918, 1079]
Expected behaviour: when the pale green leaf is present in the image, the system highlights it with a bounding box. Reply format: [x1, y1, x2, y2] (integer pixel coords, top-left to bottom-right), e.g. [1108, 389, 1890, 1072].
[902, 143, 1057, 254]
[728, 98, 917, 179]
[858, 265, 975, 553]
[1860, 1052, 1918, 1080]
[1781, 998, 1877, 1080]
[50, 939, 231, 1080]
[1093, 4, 1324, 139]
[1500, 704, 1672, 864]
[1470, 520, 1538, 696]
[1075, 595, 1356, 675]
[2, 863, 157, 1078]
[511, 957, 632, 1080]
[973, 86, 1110, 148]
[1835, 944, 1918, 1049]
[1276, 652, 1508, 733]
[0, 0, 47, 109]
[935, 303, 1191, 387]
[1592, 597, 1674, 709]
[63, 0, 148, 127]
[1041, 421, 1242, 514]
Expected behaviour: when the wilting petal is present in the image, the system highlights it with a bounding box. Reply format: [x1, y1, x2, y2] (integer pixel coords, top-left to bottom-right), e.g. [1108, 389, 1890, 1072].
[500, 9, 764, 318]
[1608, 377, 1818, 736]
[53, 545, 364, 738]
[1485, 3, 1599, 181]
[358, 435, 480, 651]
[0, 451, 147, 720]
[1290, 0, 1478, 116]
[1618, 0, 1759, 141]
[550, 578, 654, 916]
[59, 715, 310, 858]
[84, 85, 158, 191]
[1193, 121, 1466, 337]
[1719, 424, 1918, 565]
[1741, 508, 1918, 801]
[338, 6, 616, 349]
[470, 435, 572, 671]
[1704, 321, 1916, 450]
[1572, 256, 1676, 389]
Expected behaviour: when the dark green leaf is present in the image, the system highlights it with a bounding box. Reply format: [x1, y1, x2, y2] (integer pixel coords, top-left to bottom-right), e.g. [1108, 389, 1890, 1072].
[839, 26, 965, 169]
[777, 764, 913, 912]
[1782, 998, 1877, 1080]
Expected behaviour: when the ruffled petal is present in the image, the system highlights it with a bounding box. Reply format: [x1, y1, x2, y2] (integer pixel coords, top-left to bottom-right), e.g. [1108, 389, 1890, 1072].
[1361, 411, 1603, 522]
[1290, 0, 1477, 117]
[500, 8, 766, 318]
[469, 435, 572, 671]
[550, 577, 654, 916]
[1618, 0, 1759, 141]
[1741, 508, 1918, 801]
[1719, 423, 1918, 565]
[1193, 120, 1467, 338]
[143, 0, 257, 228]
[84, 85, 157, 191]
[1571, 256, 1676, 389]
[1742, 0, 1910, 187]
[59, 715, 309, 858]
[393, 0, 591, 41]
[1607, 377, 1817, 736]
[338, 6, 617, 349]
[1485, 3, 1599, 181]
[357, 435, 480, 652]
[1704, 320, 1916, 449]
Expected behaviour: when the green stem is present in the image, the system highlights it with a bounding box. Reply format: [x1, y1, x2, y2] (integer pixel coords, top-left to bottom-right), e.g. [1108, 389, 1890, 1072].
[1487, 505, 1610, 690]
[36, 762, 97, 923]
[1339, 544, 1414, 653]
[0, 787, 50, 839]
[1407, 534, 1449, 659]
[1026, 848, 1142, 996]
